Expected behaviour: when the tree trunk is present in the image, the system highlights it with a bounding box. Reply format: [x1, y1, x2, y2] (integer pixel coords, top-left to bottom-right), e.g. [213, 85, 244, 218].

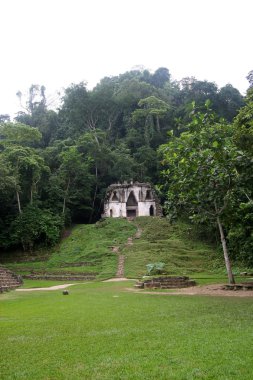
[89, 165, 98, 223]
[216, 215, 235, 284]
[156, 115, 160, 132]
[62, 177, 70, 215]
[16, 190, 22, 214]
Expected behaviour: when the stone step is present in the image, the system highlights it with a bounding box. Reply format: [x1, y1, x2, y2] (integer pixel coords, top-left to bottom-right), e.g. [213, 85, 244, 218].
[0, 278, 21, 284]
[0, 266, 23, 292]
[0, 275, 20, 279]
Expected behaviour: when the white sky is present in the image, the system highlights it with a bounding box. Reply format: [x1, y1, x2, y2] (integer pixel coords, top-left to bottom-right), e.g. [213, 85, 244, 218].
[0, 0, 252, 117]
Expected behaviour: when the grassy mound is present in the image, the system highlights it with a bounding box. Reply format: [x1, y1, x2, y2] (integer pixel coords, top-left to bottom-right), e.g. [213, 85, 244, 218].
[5, 218, 136, 280]
[4, 216, 244, 282]
[123, 217, 219, 278]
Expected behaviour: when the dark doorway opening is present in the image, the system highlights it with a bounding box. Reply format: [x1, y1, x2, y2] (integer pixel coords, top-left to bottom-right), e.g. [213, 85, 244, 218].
[126, 191, 138, 218]
[112, 191, 119, 201]
[149, 205, 154, 216]
[127, 191, 138, 206]
[146, 190, 152, 200]
[127, 209, 137, 218]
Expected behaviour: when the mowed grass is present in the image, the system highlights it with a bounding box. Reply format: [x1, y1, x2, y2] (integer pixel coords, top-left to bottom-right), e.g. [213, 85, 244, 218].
[1, 281, 253, 380]
[123, 217, 220, 278]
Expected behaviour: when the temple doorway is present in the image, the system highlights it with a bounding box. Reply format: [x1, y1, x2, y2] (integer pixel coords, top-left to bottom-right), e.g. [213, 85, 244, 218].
[126, 191, 138, 218]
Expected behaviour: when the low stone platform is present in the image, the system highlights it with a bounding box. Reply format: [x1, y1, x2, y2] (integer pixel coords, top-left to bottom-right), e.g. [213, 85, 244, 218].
[135, 276, 196, 289]
[23, 274, 96, 281]
[223, 282, 253, 291]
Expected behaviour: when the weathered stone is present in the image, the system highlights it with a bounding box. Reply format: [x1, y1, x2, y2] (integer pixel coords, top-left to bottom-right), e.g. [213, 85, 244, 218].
[22, 274, 95, 281]
[102, 182, 162, 218]
[0, 266, 23, 292]
[136, 276, 196, 290]
[134, 282, 144, 289]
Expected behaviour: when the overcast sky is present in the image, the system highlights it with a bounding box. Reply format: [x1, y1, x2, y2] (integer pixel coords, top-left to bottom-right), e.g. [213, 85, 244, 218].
[0, 0, 252, 117]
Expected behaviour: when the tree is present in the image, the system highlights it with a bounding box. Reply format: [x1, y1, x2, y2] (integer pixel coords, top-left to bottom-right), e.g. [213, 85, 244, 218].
[0, 122, 46, 212]
[0, 122, 42, 147]
[2, 145, 49, 212]
[0, 114, 10, 123]
[10, 205, 63, 252]
[57, 82, 90, 139]
[51, 144, 93, 222]
[246, 70, 253, 89]
[233, 89, 253, 154]
[150, 67, 170, 88]
[159, 103, 237, 284]
[218, 84, 244, 121]
[227, 90, 253, 266]
[16, 85, 59, 147]
[132, 96, 170, 137]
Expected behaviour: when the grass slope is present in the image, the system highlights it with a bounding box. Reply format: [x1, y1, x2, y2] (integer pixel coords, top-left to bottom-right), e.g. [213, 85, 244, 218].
[5, 218, 137, 280]
[4, 217, 247, 283]
[124, 217, 220, 278]
[47, 218, 136, 279]
[1, 281, 253, 380]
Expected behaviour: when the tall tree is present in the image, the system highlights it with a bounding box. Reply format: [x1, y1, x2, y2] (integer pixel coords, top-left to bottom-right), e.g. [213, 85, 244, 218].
[16, 85, 59, 147]
[159, 103, 238, 284]
[218, 84, 244, 121]
[132, 95, 170, 145]
[150, 67, 170, 88]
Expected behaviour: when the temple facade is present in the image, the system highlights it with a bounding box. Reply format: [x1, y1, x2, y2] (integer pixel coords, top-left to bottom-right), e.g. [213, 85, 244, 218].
[102, 182, 162, 218]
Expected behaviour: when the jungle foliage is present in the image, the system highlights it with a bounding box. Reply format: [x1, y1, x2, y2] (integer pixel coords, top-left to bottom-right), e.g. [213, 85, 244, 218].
[0, 67, 252, 267]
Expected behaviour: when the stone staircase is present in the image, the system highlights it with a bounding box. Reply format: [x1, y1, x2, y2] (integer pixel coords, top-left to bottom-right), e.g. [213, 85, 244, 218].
[0, 266, 23, 293]
[116, 255, 125, 278]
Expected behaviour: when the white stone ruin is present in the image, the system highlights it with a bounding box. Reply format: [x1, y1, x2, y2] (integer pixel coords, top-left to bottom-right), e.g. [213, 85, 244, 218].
[102, 182, 162, 218]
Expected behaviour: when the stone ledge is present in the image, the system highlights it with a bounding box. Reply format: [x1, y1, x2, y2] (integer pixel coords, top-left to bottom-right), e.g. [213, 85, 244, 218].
[223, 282, 253, 291]
[135, 276, 196, 289]
[22, 274, 95, 281]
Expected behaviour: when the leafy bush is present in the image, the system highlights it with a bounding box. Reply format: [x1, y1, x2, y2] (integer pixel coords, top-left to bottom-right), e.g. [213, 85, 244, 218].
[10, 205, 63, 251]
[146, 262, 166, 275]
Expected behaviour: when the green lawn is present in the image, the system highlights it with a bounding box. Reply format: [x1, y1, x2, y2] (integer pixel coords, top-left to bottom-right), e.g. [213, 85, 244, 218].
[1, 281, 253, 380]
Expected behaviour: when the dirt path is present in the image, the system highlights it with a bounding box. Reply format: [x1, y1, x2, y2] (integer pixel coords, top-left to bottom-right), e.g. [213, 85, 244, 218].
[16, 283, 79, 292]
[16, 282, 253, 296]
[116, 255, 125, 277]
[126, 284, 253, 297]
[110, 221, 143, 280]
[103, 278, 135, 282]
[135, 225, 142, 239]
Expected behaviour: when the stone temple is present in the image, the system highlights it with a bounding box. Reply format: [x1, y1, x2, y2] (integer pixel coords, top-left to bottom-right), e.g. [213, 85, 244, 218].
[102, 182, 162, 218]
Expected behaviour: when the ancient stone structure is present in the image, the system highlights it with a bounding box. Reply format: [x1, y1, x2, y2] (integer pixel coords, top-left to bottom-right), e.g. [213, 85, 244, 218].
[0, 266, 23, 293]
[135, 276, 196, 289]
[223, 282, 253, 291]
[103, 182, 162, 218]
[22, 274, 96, 281]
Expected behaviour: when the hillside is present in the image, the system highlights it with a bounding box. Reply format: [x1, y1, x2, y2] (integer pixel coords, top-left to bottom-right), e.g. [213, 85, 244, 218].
[3, 217, 224, 281]
[123, 217, 220, 278]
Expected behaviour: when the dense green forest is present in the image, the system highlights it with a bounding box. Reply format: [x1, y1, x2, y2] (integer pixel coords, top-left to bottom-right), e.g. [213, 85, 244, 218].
[0, 67, 252, 268]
